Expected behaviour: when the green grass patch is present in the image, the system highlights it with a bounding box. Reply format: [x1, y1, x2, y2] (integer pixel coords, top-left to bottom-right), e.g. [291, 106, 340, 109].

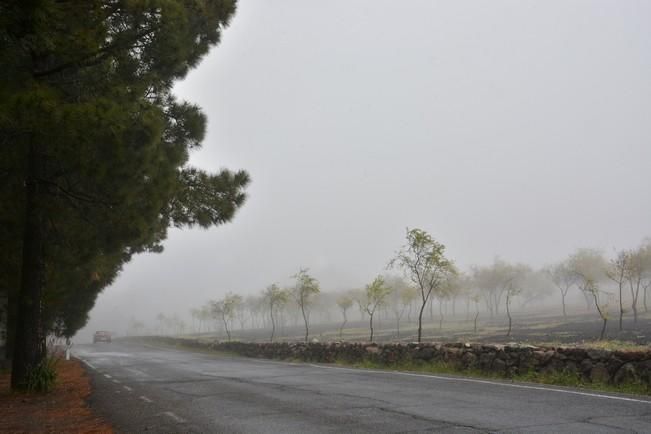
[334, 357, 651, 396]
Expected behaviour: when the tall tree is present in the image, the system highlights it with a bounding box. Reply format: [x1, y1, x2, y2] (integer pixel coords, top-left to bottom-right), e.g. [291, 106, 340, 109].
[389, 228, 455, 343]
[1, 1, 249, 389]
[291, 269, 320, 343]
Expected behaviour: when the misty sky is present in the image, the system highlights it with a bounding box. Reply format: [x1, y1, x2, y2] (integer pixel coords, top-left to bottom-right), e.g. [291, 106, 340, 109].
[82, 0, 651, 333]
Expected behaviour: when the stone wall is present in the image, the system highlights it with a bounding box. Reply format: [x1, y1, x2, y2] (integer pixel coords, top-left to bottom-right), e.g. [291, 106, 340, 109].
[143, 337, 651, 387]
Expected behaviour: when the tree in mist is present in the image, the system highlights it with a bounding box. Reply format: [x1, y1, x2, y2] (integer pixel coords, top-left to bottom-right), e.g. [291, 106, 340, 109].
[385, 276, 416, 339]
[263, 284, 289, 342]
[291, 269, 320, 342]
[212, 294, 242, 341]
[335, 294, 354, 339]
[390, 228, 455, 343]
[437, 273, 463, 330]
[127, 318, 146, 336]
[471, 294, 481, 333]
[503, 265, 529, 337]
[156, 313, 168, 335]
[605, 250, 629, 331]
[546, 261, 577, 317]
[569, 249, 610, 340]
[1, 1, 249, 389]
[357, 276, 391, 342]
[626, 241, 651, 322]
[472, 259, 515, 317]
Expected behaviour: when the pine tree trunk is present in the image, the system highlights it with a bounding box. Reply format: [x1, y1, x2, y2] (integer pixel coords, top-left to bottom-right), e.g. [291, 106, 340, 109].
[11, 142, 46, 390]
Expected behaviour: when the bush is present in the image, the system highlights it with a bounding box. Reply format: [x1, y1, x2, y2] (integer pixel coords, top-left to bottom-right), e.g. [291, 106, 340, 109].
[26, 356, 59, 393]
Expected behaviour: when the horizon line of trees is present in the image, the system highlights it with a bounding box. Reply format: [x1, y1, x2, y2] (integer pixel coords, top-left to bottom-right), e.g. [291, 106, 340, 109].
[136, 230, 651, 344]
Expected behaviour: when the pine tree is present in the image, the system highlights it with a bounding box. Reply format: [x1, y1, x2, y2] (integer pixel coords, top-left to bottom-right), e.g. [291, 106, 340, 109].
[0, 0, 249, 389]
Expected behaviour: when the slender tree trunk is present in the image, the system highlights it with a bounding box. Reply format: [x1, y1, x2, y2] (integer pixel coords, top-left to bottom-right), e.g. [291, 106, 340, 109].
[222, 315, 230, 341]
[561, 291, 567, 318]
[11, 142, 47, 390]
[396, 313, 400, 339]
[417, 299, 427, 343]
[473, 311, 479, 333]
[618, 281, 624, 331]
[438, 299, 444, 330]
[630, 280, 640, 325]
[269, 305, 275, 342]
[506, 294, 512, 337]
[465, 297, 470, 321]
[339, 309, 347, 339]
[300, 303, 309, 343]
[369, 313, 374, 342]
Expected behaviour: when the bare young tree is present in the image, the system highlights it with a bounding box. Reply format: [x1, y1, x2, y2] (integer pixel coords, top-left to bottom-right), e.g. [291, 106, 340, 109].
[545, 261, 577, 318]
[389, 228, 455, 343]
[335, 293, 354, 340]
[291, 268, 320, 343]
[357, 276, 391, 342]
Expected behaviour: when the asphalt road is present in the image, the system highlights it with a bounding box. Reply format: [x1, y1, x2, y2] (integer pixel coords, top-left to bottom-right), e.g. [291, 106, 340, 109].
[74, 341, 651, 433]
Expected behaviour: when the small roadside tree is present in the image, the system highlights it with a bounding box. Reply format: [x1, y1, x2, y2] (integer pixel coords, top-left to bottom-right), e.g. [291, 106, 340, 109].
[357, 276, 391, 342]
[263, 284, 289, 342]
[212, 293, 242, 341]
[627, 241, 651, 323]
[291, 269, 320, 342]
[335, 294, 354, 339]
[569, 249, 609, 340]
[389, 228, 455, 343]
[605, 250, 629, 331]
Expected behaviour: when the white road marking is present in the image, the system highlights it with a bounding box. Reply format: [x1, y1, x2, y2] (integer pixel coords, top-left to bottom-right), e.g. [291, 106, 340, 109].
[308, 364, 651, 405]
[104, 374, 112, 379]
[123, 385, 133, 392]
[139, 395, 153, 403]
[112, 379, 120, 384]
[163, 411, 186, 423]
[80, 359, 97, 370]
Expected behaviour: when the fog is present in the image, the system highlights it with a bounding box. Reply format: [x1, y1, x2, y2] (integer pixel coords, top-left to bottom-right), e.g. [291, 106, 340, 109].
[79, 0, 651, 340]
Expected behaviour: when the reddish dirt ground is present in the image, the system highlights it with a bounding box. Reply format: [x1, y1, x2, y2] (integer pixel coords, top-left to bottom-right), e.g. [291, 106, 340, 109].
[0, 358, 112, 433]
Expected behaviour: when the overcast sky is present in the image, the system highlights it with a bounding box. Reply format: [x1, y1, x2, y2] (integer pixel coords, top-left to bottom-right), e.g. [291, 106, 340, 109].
[82, 0, 651, 334]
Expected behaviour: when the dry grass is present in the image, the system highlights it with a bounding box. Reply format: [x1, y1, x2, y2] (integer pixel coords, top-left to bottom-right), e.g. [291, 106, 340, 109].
[0, 358, 113, 433]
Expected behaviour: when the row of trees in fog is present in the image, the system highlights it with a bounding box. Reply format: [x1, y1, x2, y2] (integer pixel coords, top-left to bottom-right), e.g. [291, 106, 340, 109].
[159, 229, 651, 344]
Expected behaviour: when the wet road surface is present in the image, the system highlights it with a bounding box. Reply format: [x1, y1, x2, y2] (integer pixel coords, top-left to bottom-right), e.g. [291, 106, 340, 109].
[75, 341, 651, 433]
